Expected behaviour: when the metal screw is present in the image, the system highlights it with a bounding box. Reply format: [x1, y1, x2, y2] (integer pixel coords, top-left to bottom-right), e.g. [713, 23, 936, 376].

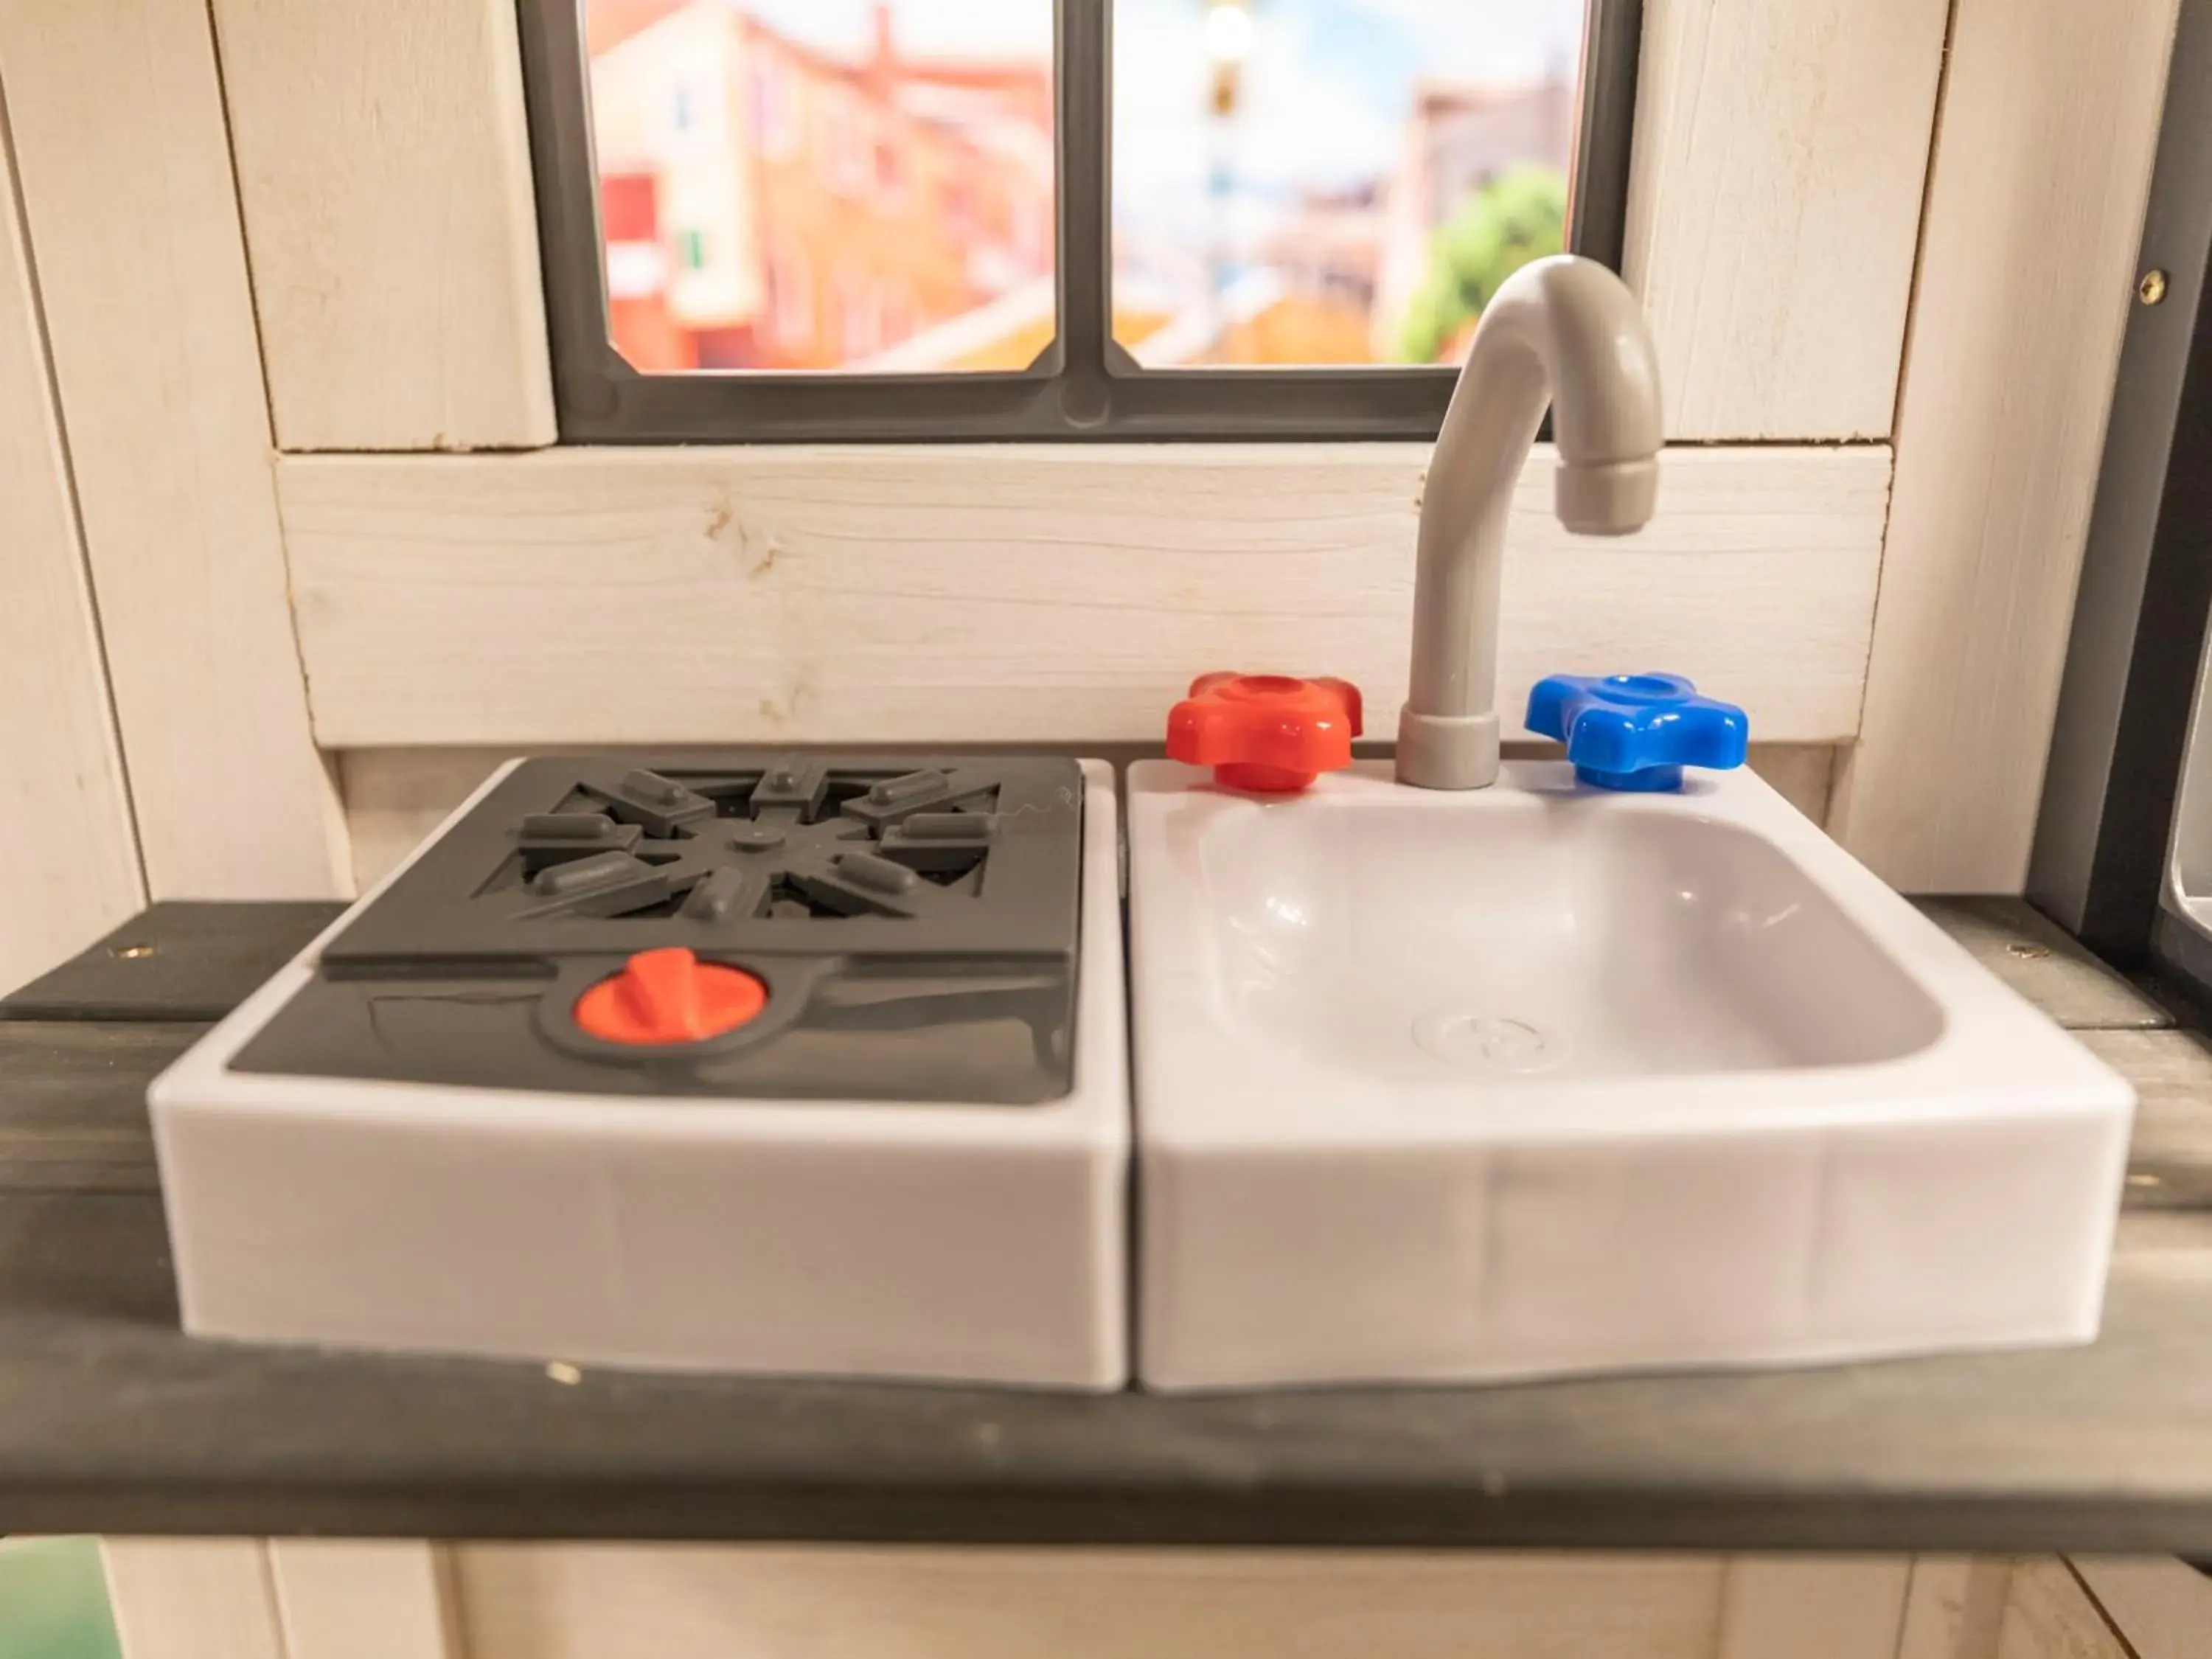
[2005, 942, 2051, 961]
[110, 944, 156, 960]
[2140, 268, 2168, 305]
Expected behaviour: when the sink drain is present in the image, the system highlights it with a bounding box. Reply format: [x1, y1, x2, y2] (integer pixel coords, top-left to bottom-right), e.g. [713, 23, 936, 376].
[1413, 1007, 1568, 1074]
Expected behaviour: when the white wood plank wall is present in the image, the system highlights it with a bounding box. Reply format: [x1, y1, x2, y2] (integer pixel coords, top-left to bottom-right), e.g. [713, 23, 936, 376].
[0, 77, 142, 988]
[0, 0, 349, 901]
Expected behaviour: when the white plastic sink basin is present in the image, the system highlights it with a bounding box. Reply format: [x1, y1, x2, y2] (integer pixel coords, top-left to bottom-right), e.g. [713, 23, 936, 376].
[1128, 759, 2135, 1391]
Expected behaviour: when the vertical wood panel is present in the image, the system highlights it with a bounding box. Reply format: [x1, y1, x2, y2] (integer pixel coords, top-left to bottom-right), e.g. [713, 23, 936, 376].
[1623, 0, 1950, 439]
[2067, 1557, 2212, 1659]
[1832, 0, 2182, 892]
[103, 1540, 288, 1659]
[1897, 1559, 2016, 1659]
[272, 1540, 461, 1659]
[1716, 1557, 1913, 1659]
[1746, 745, 1840, 827]
[0, 0, 349, 901]
[1896, 1559, 2140, 1659]
[211, 0, 556, 453]
[0, 81, 143, 990]
[1995, 1561, 2132, 1658]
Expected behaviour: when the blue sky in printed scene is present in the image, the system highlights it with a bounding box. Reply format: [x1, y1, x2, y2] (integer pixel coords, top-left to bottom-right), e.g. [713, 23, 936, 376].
[1112, 0, 1583, 323]
[1118, 0, 1581, 204]
[727, 0, 1585, 211]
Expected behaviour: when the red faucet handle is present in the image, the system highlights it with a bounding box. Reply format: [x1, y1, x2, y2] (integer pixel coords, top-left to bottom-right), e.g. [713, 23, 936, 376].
[1167, 673, 1364, 793]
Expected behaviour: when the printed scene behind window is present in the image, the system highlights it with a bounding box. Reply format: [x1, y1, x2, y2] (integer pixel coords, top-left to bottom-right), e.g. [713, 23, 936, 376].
[586, 0, 1056, 373]
[1114, 0, 1585, 368]
[583, 0, 1585, 377]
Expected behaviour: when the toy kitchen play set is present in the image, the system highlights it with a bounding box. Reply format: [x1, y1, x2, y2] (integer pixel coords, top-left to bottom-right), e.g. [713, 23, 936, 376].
[147, 259, 2135, 1394]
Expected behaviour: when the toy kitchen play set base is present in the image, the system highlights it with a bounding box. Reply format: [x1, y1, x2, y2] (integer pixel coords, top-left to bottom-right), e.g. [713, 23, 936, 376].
[147, 258, 2133, 1395]
[150, 707, 2134, 1398]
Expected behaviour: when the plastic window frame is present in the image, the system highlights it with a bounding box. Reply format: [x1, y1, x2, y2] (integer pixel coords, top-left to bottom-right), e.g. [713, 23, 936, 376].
[518, 0, 1643, 444]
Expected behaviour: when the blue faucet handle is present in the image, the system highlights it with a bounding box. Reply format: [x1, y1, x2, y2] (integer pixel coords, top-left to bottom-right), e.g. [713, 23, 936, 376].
[1525, 672, 1749, 793]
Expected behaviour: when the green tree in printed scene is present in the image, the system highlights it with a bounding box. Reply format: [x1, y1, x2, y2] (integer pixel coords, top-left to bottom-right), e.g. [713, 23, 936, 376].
[1398, 163, 1568, 364]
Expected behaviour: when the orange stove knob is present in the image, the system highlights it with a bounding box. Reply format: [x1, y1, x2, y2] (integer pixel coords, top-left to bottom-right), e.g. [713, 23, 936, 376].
[574, 947, 768, 1045]
[1166, 672, 1364, 793]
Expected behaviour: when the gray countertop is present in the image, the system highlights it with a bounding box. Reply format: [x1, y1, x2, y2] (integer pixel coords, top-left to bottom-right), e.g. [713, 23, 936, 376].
[0, 899, 2208, 1551]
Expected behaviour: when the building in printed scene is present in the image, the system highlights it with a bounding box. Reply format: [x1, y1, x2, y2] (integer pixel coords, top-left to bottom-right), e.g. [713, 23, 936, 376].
[588, 1, 1054, 371]
[1240, 181, 1388, 366]
[1128, 74, 1573, 370]
[1374, 76, 1575, 362]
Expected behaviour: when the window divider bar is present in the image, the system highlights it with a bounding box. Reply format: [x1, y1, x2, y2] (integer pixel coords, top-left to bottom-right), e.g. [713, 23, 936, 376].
[1057, 0, 1112, 380]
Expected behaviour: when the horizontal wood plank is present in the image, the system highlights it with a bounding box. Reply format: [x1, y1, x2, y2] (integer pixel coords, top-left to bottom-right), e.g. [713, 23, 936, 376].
[0, 901, 2202, 1551]
[0, 1022, 195, 1194]
[1913, 900, 2174, 1032]
[279, 444, 1892, 748]
[455, 1547, 1729, 1659]
[0, 902, 347, 1023]
[0, 1154, 2203, 1550]
[2079, 1029, 2212, 1215]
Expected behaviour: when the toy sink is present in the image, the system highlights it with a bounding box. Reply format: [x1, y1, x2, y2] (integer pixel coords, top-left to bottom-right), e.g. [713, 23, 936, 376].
[151, 754, 1127, 1389]
[1127, 758, 2135, 1391]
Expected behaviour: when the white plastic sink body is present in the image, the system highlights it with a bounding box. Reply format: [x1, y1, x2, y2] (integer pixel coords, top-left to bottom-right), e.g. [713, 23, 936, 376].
[1128, 759, 2135, 1391]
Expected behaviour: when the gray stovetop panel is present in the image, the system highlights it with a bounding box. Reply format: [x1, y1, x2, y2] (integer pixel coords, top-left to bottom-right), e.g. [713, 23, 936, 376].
[230, 755, 1085, 1104]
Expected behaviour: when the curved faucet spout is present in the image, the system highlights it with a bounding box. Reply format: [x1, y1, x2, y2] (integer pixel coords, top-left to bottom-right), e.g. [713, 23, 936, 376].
[1396, 254, 1663, 790]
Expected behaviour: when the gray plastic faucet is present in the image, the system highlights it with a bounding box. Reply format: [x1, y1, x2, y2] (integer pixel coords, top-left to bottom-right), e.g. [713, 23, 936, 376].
[1396, 254, 1665, 790]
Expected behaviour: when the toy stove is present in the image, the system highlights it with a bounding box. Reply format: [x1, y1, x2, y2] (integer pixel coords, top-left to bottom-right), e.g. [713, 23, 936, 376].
[233, 755, 1084, 1105]
[150, 754, 1128, 1389]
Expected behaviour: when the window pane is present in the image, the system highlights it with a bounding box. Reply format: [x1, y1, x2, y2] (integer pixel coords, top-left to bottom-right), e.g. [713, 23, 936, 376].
[585, 1, 1055, 372]
[1113, 0, 1586, 367]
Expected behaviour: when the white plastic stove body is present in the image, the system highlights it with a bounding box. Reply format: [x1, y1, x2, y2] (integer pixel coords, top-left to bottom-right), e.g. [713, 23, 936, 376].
[150, 759, 1127, 1390]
